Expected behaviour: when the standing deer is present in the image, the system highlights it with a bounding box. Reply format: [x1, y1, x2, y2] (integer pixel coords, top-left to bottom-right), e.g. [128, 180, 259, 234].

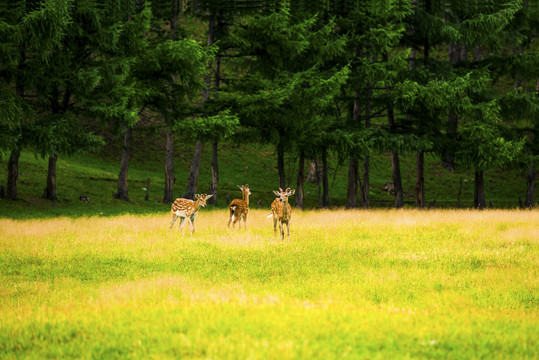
[227, 184, 251, 229]
[169, 194, 212, 235]
[268, 187, 295, 240]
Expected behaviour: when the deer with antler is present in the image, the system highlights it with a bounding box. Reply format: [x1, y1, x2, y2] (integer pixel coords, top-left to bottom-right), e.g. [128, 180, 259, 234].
[227, 184, 251, 229]
[169, 194, 212, 235]
[268, 187, 295, 240]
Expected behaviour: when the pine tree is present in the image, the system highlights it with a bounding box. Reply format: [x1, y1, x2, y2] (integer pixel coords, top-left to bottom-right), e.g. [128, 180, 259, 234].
[226, 5, 349, 201]
[400, 0, 525, 208]
[323, 0, 412, 208]
[495, 0, 539, 208]
[184, 0, 253, 205]
[138, 0, 212, 203]
[37, 0, 151, 202]
[1, 0, 73, 200]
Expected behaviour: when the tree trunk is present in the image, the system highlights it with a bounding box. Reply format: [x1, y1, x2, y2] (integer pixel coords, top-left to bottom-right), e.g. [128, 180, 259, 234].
[321, 147, 330, 208]
[162, 0, 179, 203]
[316, 158, 322, 208]
[7, 60, 24, 201]
[163, 129, 175, 203]
[205, 13, 219, 206]
[170, 0, 178, 41]
[457, 177, 463, 208]
[415, 151, 425, 208]
[277, 134, 286, 190]
[296, 151, 304, 209]
[115, 127, 131, 202]
[346, 154, 359, 209]
[388, 106, 403, 208]
[444, 43, 464, 173]
[529, 80, 539, 208]
[391, 152, 404, 208]
[43, 153, 58, 201]
[362, 84, 372, 208]
[525, 162, 535, 208]
[347, 58, 362, 208]
[208, 138, 219, 205]
[474, 170, 486, 209]
[362, 155, 370, 208]
[411, 41, 425, 208]
[184, 9, 210, 202]
[185, 140, 203, 199]
[6, 149, 20, 200]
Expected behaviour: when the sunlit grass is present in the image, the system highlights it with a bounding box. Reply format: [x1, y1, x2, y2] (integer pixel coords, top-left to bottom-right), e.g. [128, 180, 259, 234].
[0, 209, 537, 358]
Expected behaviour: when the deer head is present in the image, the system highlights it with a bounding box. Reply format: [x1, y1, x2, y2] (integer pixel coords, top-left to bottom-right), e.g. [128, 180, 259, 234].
[237, 184, 251, 198]
[273, 188, 295, 203]
[195, 194, 213, 207]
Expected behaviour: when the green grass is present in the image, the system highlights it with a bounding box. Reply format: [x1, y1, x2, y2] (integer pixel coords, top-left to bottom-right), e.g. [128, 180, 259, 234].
[0, 138, 531, 220]
[0, 209, 537, 358]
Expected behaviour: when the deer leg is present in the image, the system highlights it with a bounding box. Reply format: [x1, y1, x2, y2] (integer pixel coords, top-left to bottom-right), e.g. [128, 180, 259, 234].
[188, 218, 194, 235]
[190, 214, 198, 235]
[286, 221, 290, 240]
[243, 214, 248, 230]
[228, 207, 235, 229]
[273, 216, 278, 237]
[169, 215, 179, 230]
[279, 221, 284, 240]
[232, 215, 241, 229]
[227, 213, 233, 229]
[178, 217, 186, 234]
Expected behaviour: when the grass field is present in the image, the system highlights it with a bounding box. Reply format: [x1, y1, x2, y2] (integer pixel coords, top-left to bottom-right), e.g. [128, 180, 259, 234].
[0, 209, 537, 359]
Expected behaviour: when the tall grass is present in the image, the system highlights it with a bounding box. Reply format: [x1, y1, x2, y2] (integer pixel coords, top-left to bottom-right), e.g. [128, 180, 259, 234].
[0, 209, 537, 359]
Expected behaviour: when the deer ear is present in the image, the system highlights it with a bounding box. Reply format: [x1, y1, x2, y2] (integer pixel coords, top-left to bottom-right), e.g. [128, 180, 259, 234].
[273, 191, 280, 196]
[279, 188, 283, 192]
[289, 189, 295, 195]
[206, 194, 213, 199]
[237, 185, 242, 190]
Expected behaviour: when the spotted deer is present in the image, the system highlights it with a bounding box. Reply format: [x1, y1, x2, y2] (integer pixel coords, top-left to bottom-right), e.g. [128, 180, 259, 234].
[169, 194, 212, 235]
[227, 184, 251, 229]
[268, 187, 295, 240]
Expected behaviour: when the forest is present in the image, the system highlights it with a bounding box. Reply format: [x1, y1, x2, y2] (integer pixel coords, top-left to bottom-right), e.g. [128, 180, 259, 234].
[1, 0, 538, 210]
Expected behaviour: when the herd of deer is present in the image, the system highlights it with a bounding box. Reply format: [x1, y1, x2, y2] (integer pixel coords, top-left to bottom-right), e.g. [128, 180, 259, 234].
[169, 185, 296, 239]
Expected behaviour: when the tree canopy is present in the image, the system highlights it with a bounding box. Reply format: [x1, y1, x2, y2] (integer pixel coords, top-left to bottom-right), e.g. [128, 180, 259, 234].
[1, 0, 537, 208]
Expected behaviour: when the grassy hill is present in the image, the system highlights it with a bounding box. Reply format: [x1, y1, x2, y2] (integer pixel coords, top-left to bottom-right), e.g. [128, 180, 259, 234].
[0, 126, 531, 219]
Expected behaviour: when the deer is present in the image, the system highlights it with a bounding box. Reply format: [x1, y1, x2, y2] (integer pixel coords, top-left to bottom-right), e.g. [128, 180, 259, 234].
[169, 194, 212, 235]
[227, 184, 251, 230]
[268, 187, 295, 240]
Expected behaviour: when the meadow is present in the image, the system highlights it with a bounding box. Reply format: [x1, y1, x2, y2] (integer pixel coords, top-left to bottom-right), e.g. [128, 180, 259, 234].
[0, 209, 537, 359]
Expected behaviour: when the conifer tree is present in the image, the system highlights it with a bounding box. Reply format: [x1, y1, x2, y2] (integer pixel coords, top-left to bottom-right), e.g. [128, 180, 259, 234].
[139, 0, 212, 203]
[401, 0, 525, 208]
[184, 0, 251, 205]
[495, 0, 539, 207]
[446, 0, 525, 207]
[27, 0, 149, 202]
[1, 0, 74, 200]
[226, 4, 349, 196]
[324, 0, 412, 208]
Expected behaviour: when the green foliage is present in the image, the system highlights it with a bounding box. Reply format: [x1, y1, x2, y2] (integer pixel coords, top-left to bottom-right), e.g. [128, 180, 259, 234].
[456, 101, 525, 170]
[20, 0, 72, 61]
[137, 37, 213, 126]
[1, 0, 536, 205]
[29, 113, 104, 158]
[176, 110, 239, 141]
[226, 6, 349, 155]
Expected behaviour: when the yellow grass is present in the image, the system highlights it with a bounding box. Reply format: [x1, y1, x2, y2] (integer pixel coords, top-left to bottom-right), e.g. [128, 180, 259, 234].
[0, 209, 537, 358]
